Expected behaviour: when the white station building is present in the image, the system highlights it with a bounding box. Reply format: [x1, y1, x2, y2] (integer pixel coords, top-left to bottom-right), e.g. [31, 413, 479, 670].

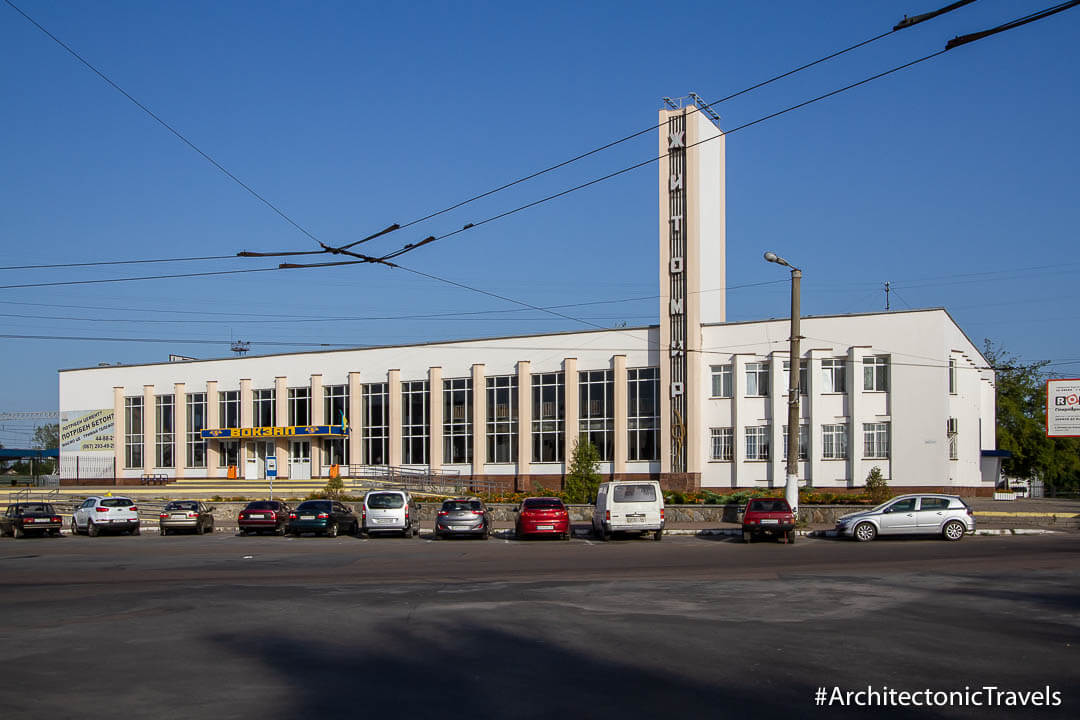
[58, 102, 1002, 495]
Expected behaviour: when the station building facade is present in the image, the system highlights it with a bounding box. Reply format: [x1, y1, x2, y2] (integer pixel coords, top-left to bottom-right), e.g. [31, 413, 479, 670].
[57, 102, 1000, 494]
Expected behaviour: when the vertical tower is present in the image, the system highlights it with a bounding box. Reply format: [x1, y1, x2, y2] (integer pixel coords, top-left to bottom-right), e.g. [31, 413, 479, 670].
[658, 101, 725, 487]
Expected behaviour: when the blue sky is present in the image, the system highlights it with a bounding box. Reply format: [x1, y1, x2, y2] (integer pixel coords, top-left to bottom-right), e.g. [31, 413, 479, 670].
[1, 0, 1078, 435]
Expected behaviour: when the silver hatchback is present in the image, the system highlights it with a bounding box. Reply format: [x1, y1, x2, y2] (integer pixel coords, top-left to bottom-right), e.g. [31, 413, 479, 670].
[836, 493, 975, 542]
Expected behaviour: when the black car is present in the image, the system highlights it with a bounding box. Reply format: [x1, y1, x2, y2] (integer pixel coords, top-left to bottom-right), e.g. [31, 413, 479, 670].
[434, 497, 492, 539]
[287, 500, 358, 537]
[2, 503, 63, 538]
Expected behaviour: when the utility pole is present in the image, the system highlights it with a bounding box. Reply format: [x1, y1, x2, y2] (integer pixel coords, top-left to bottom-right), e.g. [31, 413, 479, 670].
[764, 252, 802, 514]
[884, 281, 891, 310]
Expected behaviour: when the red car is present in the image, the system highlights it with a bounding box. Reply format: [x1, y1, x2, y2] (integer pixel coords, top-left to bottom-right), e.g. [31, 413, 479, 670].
[238, 500, 291, 536]
[742, 497, 796, 544]
[515, 497, 571, 540]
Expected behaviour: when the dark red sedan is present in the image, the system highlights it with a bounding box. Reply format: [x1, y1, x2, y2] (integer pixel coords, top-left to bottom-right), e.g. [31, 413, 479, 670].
[515, 497, 571, 540]
[741, 497, 796, 544]
[237, 500, 291, 536]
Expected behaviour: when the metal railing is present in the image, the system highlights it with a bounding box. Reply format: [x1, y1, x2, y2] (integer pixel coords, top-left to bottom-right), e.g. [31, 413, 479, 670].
[344, 465, 502, 496]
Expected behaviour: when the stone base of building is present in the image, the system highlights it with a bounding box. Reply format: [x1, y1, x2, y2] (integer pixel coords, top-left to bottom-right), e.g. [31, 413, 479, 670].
[699, 484, 996, 498]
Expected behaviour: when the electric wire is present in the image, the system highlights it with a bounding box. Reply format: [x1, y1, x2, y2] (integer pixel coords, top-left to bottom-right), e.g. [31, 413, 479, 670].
[0, 255, 237, 271]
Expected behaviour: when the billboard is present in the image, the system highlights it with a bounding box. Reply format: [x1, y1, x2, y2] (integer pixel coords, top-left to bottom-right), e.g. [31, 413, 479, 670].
[60, 408, 115, 452]
[1047, 379, 1080, 437]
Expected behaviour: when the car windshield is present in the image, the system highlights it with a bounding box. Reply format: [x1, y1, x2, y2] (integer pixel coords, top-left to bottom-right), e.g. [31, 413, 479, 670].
[747, 499, 789, 512]
[523, 498, 564, 510]
[613, 484, 657, 503]
[442, 501, 482, 512]
[165, 501, 198, 511]
[297, 501, 330, 512]
[367, 493, 405, 509]
[17, 504, 54, 514]
[246, 501, 281, 510]
[101, 498, 134, 507]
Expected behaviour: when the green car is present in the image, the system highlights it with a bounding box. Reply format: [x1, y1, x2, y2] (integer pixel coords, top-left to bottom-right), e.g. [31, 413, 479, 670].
[287, 500, 359, 537]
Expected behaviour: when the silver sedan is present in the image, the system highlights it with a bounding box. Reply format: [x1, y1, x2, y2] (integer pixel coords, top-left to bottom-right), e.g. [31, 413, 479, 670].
[836, 494, 975, 542]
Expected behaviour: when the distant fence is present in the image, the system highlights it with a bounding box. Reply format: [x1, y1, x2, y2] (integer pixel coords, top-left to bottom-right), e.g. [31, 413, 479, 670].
[60, 455, 116, 482]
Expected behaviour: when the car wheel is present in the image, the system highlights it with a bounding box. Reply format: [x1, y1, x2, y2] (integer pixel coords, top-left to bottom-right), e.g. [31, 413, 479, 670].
[71, 518, 79, 536]
[132, 526, 140, 536]
[853, 522, 877, 542]
[50, 529, 61, 537]
[88, 521, 100, 537]
[742, 531, 752, 544]
[326, 523, 339, 538]
[942, 520, 966, 542]
[412, 525, 419, 537]
[481, 527, 489, 540]
[12, 524, 23, 539]
[786, 530, 796, 544]
[601, 525, 611, 542]
[653, 529, 663, 542]
[160, 527, 168, 536]
[276, 525, 286, 537]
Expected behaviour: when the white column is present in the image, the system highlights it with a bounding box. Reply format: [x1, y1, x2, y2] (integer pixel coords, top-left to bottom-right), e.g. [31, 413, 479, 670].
[428, 367, 443, 471]
[174, 382, 186, 478]
[142, 385, 154, 475]
[613, 355, 627, 477]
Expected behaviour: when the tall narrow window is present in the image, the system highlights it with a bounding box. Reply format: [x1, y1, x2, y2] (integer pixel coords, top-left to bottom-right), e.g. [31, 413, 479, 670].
[822, 424, 848, 460]
[186, 393, 206, 468]
[782, 424, 809, 460]
[155, 394, 175, 468]
[864, 422, 890, 459]
[821, 359, 847, 393]
[486, 375, 518, 463]
[532, 372, 564, 463]
[710, 427, 733, 461]
[948, 358, 958, 394]
[745, 426, 769, 460]
[443, 377, 472, 464]
[628, 367, 660, 461]
[947, 417, 959, 460]
[253, 389, 275, 427]
[288, 387, 311, 426]
[362, 383, 388, 465]
[579, 369, 613, 461]
[402, 380, 430, 465]
[324, 384, 350, 466]
[219, 390, 240, 429]
[745, 362, 769, 397]
[710, 364, 732, 398]
[782, 360, 808, 395]
[863, 356, 889, 391]
[124, 396, 143, 469]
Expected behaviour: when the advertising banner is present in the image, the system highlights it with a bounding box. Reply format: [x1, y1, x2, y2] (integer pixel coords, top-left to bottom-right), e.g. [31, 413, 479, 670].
[1047, 379, 1080, 437]
[60, 409, 115, 452]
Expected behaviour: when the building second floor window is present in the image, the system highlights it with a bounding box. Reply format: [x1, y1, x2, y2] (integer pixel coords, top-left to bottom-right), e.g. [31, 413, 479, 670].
[532, 372, 564, 463]
[155, 394, 175, 468]
[863, 356, 889, 392]
[362, 383, 388, 465]
[288, 387, 311, 426]
[821, 358, 846, 393]
[186, 393, 206, 468]
[253, 388, 275, 427]
[219, 390, 240, 429]
[745, 362, 769, 397]
[486, 375, 518, 463]
[948, 357, 958, 394]
[402, 380, 429, 465]
[710, 364, 732, 398]
[579, 369, 613, 462]
[124, 396, 143, 469]
[627, 367, 659, 462]
[782, 360, 808, 395]
[444, 377, 472, 464]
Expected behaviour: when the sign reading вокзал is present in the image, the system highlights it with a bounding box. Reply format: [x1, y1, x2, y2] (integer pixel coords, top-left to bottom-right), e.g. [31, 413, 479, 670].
[1047, 379, 1080, 437]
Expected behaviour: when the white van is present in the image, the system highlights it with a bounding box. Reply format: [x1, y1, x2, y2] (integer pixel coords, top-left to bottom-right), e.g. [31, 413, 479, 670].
[360, 490, 420, 537]
[592, 480, 664, 541]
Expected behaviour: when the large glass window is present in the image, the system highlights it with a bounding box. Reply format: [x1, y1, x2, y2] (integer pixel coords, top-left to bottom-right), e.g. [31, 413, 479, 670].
[402, 380, 429, 465]
[324, 384, 350, 466]
[253, 388, 276, 427]
[782, 424, 809, 460]
[710, 364, 732, 398]
[288, 387, 311, 426]
[444, 377, 472, 464]
[219, 441, 239, 468]
[362, 383, 388, 465]
[745, 362, 769, 397]
[710, 427, 733, 461]
[745, 426, 769, 460]
[579, 370, 613, 461]
[186, 393, 206, 468]
[782, 360, 808, 395]
[124, 396, 143, 469]
[532, 372, 564, 463]
[486, 375, 518, 463]
[219, 390, 240, 429]
[821, 358, 847, 393]
[822, 423, 848, 460]
[863, 422, 890, 459]
[627, 367, 659, 462]
[863, 356, 889, 392]
[155, 394, 175, 468]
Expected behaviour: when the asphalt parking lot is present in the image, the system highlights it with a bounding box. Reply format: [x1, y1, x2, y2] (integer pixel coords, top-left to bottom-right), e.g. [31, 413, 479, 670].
[2, 532, 1077, 719]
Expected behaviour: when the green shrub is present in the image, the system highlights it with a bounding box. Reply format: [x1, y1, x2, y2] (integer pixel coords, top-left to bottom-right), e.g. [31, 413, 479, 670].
[865, 466, 889, 503]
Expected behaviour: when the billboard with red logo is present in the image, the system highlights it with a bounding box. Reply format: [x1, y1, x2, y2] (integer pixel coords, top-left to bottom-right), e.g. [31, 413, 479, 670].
[1047, 379, 1080, 437]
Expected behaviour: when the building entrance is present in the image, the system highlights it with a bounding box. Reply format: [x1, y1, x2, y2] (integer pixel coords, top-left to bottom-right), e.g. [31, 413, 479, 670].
[244, 441, 275, 480]
[290, 440, 311, 480]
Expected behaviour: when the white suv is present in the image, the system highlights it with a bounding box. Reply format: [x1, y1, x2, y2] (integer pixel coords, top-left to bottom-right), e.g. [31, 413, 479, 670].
[72, 496, 141, 537]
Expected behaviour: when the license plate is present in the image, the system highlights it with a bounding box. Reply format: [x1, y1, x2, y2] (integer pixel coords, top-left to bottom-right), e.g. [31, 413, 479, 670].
[627, 516, 644, 523]
[249, 514, 265, 519]
[112, 519, 129, 523]
[375, 518, 390, 523]
[536, 525, 554, 530]
[451, 525, 470, 531]
[301, 515, 315, 520]
[760, 519, 778, 525]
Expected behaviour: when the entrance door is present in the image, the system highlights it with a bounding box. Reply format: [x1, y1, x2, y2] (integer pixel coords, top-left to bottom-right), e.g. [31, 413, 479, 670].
[244, 442, 275, 479]
[290, 441, 312, 480]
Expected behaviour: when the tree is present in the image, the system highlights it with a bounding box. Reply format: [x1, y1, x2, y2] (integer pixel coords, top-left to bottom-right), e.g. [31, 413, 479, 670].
[865, 466, 889, 503]
[563, 437, 601, 504]
[984, 340, 1080, 493]
[33, 423, 59, 450]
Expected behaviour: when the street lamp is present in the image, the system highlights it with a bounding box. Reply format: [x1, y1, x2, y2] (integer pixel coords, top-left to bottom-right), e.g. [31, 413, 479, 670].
[764, 251, 802, 514]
